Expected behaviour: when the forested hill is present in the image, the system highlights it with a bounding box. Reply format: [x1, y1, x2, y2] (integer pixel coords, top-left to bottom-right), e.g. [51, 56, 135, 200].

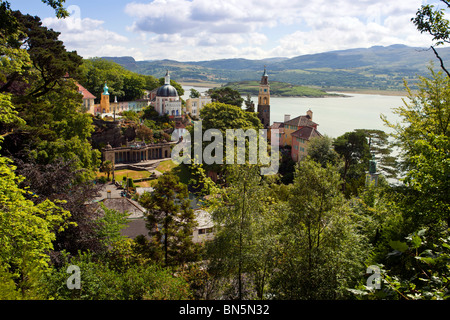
[222, 81, 340, 97]
[102, 44, 450, 91]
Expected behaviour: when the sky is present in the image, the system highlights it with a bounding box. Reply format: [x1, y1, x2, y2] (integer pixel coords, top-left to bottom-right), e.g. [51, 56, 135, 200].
[9, 0, 447, 61]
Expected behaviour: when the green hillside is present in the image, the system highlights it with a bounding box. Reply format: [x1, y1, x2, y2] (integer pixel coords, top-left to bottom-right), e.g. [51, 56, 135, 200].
[221, 81, 339, 97]
[102, 44, 450, 91]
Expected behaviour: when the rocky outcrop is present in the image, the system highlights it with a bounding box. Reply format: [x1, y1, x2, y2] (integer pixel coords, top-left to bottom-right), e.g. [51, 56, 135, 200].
[91, 119, 127, 149]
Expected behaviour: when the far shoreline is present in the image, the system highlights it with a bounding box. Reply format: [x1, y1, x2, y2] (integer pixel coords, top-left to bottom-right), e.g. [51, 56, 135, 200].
[180, 82, 411, 97]
[331, 89, 409, 97]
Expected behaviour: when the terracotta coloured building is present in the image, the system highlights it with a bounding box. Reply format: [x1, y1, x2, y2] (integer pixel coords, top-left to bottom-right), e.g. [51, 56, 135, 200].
[270, 110, 322, 161]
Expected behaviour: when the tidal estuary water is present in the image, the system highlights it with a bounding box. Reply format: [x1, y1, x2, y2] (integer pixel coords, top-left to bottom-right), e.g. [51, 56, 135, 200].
[182, 86, 406, 138]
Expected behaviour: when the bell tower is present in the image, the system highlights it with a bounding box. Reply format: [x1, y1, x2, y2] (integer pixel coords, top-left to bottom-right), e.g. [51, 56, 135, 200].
[100, 82, 110, 114]
[257, 66, 270, 128]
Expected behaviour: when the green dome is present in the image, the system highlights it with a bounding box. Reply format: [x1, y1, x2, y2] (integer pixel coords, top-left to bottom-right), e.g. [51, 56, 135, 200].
[103, 82, 109, 95]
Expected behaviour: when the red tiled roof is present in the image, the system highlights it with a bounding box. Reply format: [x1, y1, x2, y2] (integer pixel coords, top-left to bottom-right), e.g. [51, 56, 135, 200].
[76, 82, 96, 100]
[291, 126, 322, 140]
[285, 115, 317, 128]
[271, 122, 285, 129]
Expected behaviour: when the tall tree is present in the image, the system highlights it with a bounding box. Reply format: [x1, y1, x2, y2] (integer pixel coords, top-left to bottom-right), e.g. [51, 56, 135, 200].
[9, 11, 83, 98]
[382, 69, 450, 228]
[207, 165, 278, 299]
[100, 160, 114, 181]
[0, 93, 71, 298]
[190, 88, 200, 99]
[139, 173, 200, 267]
[207, 87, 244, 108]
[244, 93, 255, 112]
[191, 102, 264, 177]
[307, 135, 339, 168]
[354, 129, 399, 180]
[333, 130, 371, 195]
[269, 159, 368, 299]
[16, 158, 104, 255]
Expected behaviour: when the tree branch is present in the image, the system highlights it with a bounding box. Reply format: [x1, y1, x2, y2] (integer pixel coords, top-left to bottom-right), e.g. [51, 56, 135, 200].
[431, 45, 450, 78]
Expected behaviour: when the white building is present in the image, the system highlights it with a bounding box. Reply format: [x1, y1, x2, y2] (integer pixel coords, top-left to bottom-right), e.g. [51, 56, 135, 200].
[154, 70, 182, 117]
[192, 209, 215, 243]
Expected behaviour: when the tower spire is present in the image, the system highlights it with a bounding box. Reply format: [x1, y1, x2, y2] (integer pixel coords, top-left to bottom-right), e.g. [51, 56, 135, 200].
[257, 66, 270, 128]
[261, 65, 269, 85]
[165, 69, 170, 85]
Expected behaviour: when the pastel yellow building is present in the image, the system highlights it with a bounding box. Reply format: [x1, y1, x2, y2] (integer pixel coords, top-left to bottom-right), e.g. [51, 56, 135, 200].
[185, 95, 212, 118]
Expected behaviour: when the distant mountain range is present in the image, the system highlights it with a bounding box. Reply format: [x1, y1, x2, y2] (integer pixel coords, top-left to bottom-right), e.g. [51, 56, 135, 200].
[102, 44, 450, 91]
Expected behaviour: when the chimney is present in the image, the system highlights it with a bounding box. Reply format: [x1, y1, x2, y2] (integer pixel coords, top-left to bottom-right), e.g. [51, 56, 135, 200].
[284, 114, 291, 122]
[306, 109, 313, 120]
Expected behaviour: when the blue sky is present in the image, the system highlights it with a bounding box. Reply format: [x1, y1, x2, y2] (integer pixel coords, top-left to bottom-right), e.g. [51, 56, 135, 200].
[9, 0, 445, 61]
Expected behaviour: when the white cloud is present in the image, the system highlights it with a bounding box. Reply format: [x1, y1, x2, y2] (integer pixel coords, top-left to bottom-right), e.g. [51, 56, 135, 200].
[121, 0, 436, 61]
[42, 16, 145, 59]
[40, 0, 442, 61]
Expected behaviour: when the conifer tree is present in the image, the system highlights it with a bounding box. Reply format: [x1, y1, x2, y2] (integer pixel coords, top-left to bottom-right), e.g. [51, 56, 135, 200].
[139, 173, 200, 267]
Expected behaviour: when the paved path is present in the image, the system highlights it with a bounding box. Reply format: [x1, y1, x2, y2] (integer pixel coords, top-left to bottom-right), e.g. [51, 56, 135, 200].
[94, 183, 123, 202]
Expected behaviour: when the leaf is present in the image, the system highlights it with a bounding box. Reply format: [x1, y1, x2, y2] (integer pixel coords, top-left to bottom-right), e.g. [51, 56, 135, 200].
[346, 288, 368, 296]
[389, 240, 409, 252]
[416, 256, 436, 265]
[411, 235, 422, 249]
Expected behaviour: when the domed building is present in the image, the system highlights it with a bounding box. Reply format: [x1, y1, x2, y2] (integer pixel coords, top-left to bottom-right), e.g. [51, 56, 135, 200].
[154, 70, 182, 117]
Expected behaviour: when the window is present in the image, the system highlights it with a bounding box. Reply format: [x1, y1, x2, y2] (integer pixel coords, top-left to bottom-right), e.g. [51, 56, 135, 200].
[198, 228, 213, 235]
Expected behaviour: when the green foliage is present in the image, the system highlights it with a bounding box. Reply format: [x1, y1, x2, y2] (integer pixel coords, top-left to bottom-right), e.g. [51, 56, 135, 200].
[12, 11, 83, 98]
[244, 93, 255, 112]
[0, 13, 100, 179]
[333, 130, 372, 196]
[349, 229, 450, 300]
[0, 155, 70, 298]
[188, 163, 219, 198]
[139, 173, 200, 267]
[100, 160, 114, 181]
[0, 91, 71, 299]
[413, 2, 450, 47]
[382, 69, 450, 227]
[222, 80, 334, 97]
[307, 135, 340, 168]
[141, 105, 173, 130]
[95, 204, 129, 249]
[80, 58, 159, 103]
[207, 87, 244, 108]
[270, 159, 369, 299]
[200, 102, 262, 134]
[41, 250, 192, 300]
[190, 88, 200, 98]
[193, 102, 263, 175]
[354, 129, 399, 180]
[207, 165, 280, 300]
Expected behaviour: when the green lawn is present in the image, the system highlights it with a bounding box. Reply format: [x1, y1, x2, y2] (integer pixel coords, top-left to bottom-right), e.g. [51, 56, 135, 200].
[155, 160, 178, 173]
[97, 160, 190, 187]
[97, 169, 152, 181]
